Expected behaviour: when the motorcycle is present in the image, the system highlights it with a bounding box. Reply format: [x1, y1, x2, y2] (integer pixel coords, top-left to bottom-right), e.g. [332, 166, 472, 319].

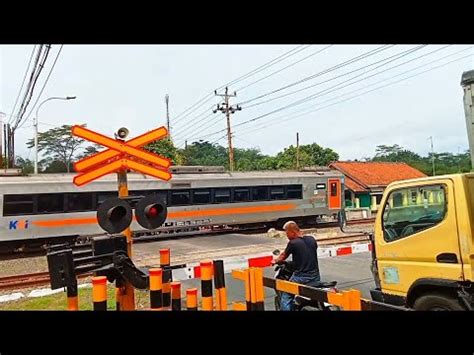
[272, 249, 340, 311]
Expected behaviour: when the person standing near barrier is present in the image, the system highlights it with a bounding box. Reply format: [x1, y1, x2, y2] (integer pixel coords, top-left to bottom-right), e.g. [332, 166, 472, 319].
[272, 221, 321, 311]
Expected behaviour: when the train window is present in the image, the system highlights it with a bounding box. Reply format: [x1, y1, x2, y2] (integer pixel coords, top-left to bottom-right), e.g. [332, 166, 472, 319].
[234, 188, 250, 202]
[171, 190, 190, 206]
[130, 190, 149, 197]
[67, 193, 94, 212]
[3, 194, 35, 216]
[252, 186, 269, 201]
[287, 185, 303, 199]
[214, 188, 231, 203]
[37, 194, 64, 213]
[330, 182, 338, 196]
[270, 186, 285, 200]
[97, 192, 116, 206]
[193, 189, 211, 204]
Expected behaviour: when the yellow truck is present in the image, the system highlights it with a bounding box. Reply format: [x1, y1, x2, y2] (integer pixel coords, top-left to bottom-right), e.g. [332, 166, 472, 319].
[346, 173, 474, 310]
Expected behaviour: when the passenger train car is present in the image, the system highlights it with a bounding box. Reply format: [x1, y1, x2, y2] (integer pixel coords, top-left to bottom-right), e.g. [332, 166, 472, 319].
[0, 166, 344, 253]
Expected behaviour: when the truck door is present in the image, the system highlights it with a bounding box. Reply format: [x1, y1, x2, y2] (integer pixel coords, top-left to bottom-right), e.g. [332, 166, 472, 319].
[376, 180, 463, 297]
[328, 178, 341, 210]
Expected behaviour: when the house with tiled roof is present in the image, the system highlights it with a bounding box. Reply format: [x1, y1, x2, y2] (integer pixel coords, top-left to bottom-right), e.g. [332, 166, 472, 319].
[329, 161, 427, 211]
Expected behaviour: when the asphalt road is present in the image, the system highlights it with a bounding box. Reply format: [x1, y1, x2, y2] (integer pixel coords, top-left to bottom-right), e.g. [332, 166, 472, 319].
[133, 232, 374, 310]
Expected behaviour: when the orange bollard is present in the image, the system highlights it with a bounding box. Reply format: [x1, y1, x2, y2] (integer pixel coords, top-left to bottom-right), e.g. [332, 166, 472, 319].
[200, 260, 213, 310]
[186, 288, 198, 311]
[160, 248, 171, 309]
[149, 268, 163, 310]
[171, 282, 182, 311]
[254, 267, 265, 311]
[67, 285, 78, 311]
[213, 260, 227, 310]
[92, 276, 107, 311]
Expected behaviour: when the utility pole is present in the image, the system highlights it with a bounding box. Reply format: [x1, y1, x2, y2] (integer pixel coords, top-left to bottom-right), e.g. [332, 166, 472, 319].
[428, 136, 435, 176]
[461, 70, 474, 171]
[296, 132, 300, 170]
[213, 87, 241, 172]
[165, 94, 170, 140]
[184, 140, 188, 150]
[0, 112, 4, 168]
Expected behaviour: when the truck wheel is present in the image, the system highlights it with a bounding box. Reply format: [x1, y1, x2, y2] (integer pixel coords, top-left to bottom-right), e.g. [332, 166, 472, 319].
[413, 293, 465, 311]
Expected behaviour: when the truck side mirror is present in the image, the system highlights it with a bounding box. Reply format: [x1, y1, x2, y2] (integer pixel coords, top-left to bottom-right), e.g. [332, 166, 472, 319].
[338, 210, 347, 231]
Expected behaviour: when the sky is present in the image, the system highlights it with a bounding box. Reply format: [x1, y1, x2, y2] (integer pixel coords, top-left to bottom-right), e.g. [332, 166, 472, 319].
[1, 44, 473, 161]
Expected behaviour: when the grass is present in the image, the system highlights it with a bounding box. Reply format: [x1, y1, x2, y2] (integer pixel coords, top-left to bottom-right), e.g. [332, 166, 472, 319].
[0, 285, 151, 311]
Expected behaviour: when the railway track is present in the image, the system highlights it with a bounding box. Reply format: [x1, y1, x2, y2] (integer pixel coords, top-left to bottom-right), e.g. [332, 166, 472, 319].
[0, 218, 375, 260]
[0, 272, 91, 292]
[0, 233, 372, 291]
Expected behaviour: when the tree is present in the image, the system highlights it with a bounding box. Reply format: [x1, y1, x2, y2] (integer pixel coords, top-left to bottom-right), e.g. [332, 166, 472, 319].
[15, 157, 34, 175]
[274, 143, 339, 169]
[369, 144, 472, 176]
[26, 124, 98, 173]
[145, 138, 184, 165]
[301, 143, 339, 166]
[233, 148, 271, 171]
[182, 141, 228, 167]
[275, 145, 313, 169]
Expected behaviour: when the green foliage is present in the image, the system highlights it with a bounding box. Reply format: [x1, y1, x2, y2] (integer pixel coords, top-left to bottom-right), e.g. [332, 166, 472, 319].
[145, 138, 184, 165]
[15, 157, 34, 175]
[26, 124, 100, 173]
[370, 144, 471, 175]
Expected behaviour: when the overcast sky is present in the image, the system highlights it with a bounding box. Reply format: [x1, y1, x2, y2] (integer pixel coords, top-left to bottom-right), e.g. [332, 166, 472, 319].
[1, 45, 473, 161]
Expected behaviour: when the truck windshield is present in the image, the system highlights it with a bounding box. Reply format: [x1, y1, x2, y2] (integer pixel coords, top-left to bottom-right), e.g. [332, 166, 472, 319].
[382, 184, 446, 242]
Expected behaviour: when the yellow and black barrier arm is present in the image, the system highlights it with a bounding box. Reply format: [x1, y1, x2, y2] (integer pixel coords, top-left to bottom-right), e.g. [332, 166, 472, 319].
[262, 276, 409, 311]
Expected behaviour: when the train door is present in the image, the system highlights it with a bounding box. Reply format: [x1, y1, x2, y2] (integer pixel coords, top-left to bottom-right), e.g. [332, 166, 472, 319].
[328, 178, 341, 209]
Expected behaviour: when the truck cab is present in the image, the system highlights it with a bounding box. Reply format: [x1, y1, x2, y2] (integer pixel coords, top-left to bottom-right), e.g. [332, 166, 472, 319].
[369, 173, 474, 310]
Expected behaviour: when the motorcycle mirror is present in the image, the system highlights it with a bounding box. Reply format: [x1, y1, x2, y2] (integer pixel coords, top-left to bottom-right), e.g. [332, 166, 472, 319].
[272, 249, 280, 256]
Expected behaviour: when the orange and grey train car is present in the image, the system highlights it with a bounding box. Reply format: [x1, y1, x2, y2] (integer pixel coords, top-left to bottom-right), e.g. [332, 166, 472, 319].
[0, 167, 344, 253]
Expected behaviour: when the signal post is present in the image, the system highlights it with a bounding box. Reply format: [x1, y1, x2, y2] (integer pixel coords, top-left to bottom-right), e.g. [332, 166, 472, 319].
[72, 125, 172, 310]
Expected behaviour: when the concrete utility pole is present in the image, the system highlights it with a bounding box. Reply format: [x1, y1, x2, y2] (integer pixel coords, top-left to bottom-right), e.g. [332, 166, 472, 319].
[428, 136, 435, 176]
[461, 70, 474, 171]
[165, 94, 171, 139]
[213, 87, 241, 172]
[296, 132, 300, 169]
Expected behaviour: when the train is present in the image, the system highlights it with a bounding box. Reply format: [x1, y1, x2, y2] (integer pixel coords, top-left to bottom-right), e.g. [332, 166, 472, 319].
[0, 166, 344, 253]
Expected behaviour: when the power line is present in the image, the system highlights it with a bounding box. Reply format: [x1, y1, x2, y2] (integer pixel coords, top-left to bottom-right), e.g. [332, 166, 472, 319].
[237, 45, 394, 106]
[171, 45, 308, 126]
[12, 45, 45, 126]
[242, 45, 427, 109]
[185, 46, 402, 142]
[173, 46, 317, 140]
[13, 45, 51, 130]
[7, 45, 37, 124]
[225, 45, 309, 89]
[202, 44, 448, 139]
[173, 46, 326, 138]
[19, 45, 64, 129]
[234, 51, 473, 139]
[234, 45, 333, 92]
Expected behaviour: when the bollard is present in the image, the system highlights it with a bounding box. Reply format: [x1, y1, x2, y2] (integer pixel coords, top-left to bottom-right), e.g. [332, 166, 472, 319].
[171, 282, 182, 311]
[213, 260, 227, 310]
[149, 268, 163, 310]
[66, 285, 79, 311]
[200, 260, 214, 310]
[254, 267, 265, 311]
[92, 276, 107, 311]
[115, 278, 124, 311]
[160, 248, 171, 309]
[186, 288, 198, 311]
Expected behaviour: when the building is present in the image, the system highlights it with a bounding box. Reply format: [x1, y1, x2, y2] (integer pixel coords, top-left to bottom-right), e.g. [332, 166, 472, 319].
[329, 161, 426, 211]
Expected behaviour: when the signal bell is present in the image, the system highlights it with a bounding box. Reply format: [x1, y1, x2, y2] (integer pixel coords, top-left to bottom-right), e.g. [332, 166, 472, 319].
[97, 197, 133, 234]
[135, 195, 167, 230]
